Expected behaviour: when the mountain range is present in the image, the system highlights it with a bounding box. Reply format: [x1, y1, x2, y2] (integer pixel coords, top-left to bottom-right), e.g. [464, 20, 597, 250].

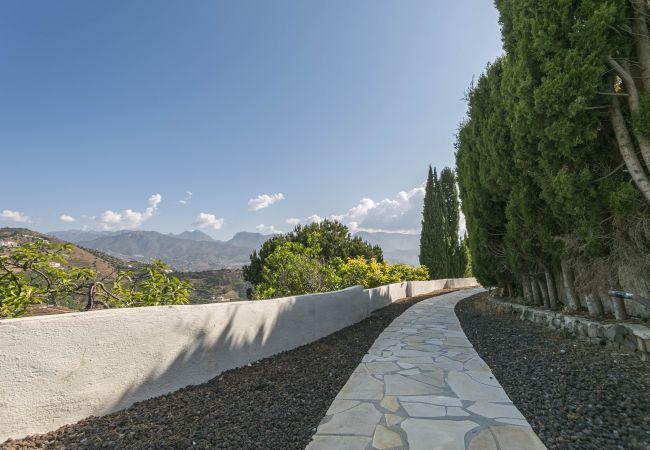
[48, 229, 420, 271]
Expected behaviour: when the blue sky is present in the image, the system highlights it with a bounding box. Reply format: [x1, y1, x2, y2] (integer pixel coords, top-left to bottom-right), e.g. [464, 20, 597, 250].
[0, 1, 502, 239]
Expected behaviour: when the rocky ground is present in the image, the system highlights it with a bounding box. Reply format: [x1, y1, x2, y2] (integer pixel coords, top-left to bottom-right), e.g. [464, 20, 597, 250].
[2, 291, 453, 450]
[456, 292, 650, 450]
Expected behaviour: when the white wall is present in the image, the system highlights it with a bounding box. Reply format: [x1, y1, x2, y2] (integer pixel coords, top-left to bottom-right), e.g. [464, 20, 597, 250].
[407, 279, 448, 297]
[364, 282, 408, 312]
[0, 278, 477, 441]
[405, 278, 478, 297]
[444, 277, 479, 290]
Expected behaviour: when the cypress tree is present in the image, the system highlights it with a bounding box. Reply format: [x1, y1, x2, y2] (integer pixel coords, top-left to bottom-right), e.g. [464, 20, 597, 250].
[439, 167, 461, 276]
[419, 166, 435, 274]
[419, 166, 449, 279]
[456, 0, 650, 311]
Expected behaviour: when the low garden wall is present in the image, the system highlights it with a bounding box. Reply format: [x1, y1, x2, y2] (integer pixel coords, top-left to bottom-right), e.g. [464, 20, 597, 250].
[406, 277, 478, 297]
[0, 278, 477, 441]
[488, 298, 650, 361]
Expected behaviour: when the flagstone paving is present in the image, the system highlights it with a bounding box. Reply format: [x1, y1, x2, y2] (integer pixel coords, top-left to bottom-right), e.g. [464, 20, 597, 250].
[306, 288, 547, 450]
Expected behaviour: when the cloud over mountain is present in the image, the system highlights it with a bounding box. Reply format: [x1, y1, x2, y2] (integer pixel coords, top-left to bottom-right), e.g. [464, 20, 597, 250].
[256, 224, 281, 234]
[287, 186, 425, 234]
[344, 186, 425, 233]
[96, 194, 162, 230]
[193, 212, 224, 230]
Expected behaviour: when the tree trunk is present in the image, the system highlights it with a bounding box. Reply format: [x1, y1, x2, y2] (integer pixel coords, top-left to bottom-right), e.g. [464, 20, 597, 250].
[521, 275, 532, 304]
[608, 58, 650, 173]
[610, 94, 650, 204]
[537, 278, 550, 308]
[585, 292, 604, 318]
[544, 267, 559, 310]
[554, 269, 565, 308]
[85, 284, 96, 310]
[601, 289, 628, 320]
[632, 0, 650, 92]
[531, 276, 542, 306]
[561, 260, 580, 311]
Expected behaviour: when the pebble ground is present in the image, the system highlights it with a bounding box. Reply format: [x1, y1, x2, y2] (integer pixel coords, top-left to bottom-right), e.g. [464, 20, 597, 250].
[455, 292, 650, 450]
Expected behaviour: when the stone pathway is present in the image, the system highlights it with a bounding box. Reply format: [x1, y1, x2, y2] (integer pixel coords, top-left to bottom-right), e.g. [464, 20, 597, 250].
[306, 288, 547, 450]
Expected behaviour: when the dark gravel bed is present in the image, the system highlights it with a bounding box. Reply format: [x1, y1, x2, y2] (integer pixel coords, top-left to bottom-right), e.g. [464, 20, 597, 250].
[2, 290, 454, 450]
[456, 292, 650, 450]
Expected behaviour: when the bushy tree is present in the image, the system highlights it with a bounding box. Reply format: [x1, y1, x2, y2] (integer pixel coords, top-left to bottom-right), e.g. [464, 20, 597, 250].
[253, 242, 338, 299]
[245, 220, 428, 299]
[244, 219, 382, 289]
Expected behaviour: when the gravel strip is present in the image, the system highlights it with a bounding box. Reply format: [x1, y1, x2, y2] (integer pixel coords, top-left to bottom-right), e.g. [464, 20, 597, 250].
[2, 290, 454, 450]
[455, 292, 650, 450]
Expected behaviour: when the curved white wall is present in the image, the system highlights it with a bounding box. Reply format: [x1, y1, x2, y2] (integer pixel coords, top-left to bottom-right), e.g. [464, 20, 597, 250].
[406, 278, 478, 297]
[0, 278, 477, 441]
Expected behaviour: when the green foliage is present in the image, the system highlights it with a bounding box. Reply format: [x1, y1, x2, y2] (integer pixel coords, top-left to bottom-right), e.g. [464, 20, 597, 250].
[0, 241, 94, 318]
[0, 241, 192, 319]
[456, 0, 649, 298]
[254, 242, 337, 300]
[111, 260, 192, 307]
[243, 219, 382, 289]
[336, 256, 428, 289]
[246, 220, 427, 299]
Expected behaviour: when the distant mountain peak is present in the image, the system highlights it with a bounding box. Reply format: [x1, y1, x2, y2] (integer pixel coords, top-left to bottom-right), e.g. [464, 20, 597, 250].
[227, 231, 268, 248]
[175, 230, 214, 242]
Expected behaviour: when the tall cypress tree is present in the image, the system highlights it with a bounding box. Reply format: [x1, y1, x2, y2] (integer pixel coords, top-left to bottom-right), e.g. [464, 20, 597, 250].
[419, 166, 449, 279]
[456, 0, 650, 310]
[419, 166, 436, 274]
[439, 167, 460, 276]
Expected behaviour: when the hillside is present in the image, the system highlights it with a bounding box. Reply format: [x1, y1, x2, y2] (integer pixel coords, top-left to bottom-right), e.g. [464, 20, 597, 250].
[1, 228, 126, 277]
[354, 231, 420, 266]
[49, 230, 270, 271]
[48, 229, 422, 271]
[174, 230, 214, 242]
[174, 269, 249, 303]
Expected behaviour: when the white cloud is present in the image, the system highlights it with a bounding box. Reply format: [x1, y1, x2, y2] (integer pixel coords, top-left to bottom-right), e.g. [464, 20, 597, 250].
[305, 214, 324, 224]
[341, 186, 425, 234]
[193, 212, 224, 230]
[285, 217, 301, 227]
[178, 191, 193, 205]
[0, 209, 30, 223]
[148, 194, 162, 208]
[95, 194, 162, 230]
[291, 185, 426, 234]
[248, 193, 285, 211]
[256, 224, 281, 234]
[347, 198, 376, 218]
[59, 214, 76, 222]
